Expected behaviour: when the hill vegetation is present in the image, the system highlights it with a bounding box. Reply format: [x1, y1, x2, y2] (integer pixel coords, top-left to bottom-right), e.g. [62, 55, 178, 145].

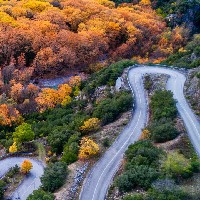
[112, 89, 200, 200]
[0, 0, 199, 198]
[0, 0, 189, 78]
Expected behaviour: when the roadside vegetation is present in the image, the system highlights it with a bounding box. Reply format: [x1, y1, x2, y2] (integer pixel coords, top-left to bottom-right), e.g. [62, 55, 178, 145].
[111, 88, 200, 200]
[164, 34, 200, 68]
[147, 90, 179, 143]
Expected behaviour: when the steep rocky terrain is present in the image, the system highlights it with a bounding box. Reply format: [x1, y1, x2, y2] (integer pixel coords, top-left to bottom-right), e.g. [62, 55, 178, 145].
[185, 67, 200, 118]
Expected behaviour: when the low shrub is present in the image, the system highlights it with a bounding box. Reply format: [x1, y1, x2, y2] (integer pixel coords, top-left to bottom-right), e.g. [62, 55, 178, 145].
[162, 151, 193, 179]
[146, 188, 191, 200]
[116, 165, 159, 192]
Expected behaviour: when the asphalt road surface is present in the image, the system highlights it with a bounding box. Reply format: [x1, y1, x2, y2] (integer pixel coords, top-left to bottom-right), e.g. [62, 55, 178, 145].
[79, 65, 200, 200]
[0, 157, 44, 200]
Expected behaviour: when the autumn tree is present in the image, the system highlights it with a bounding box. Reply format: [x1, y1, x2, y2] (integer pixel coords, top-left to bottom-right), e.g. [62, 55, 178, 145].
[23, 0, 52, 13]
[33, 47, 58, 76]
[140, 129, 150, 140]
[58, 84, 72, 102]
[35, 88, 60, 112]
[80, 118, 101, 133]
[12, 67, 34, 84]
[0, 104, 21, 126]
[25, 83, 39, 99]
[69, 76, 81, 87]
[13, 123, 35, 144]
[139, 0, 151, 6]
[36, 84, 72, 111]
[10, 83, 24, 103]
[79, 137, 99, 160]
[21, 160, 33, 174]
[9, 142, 18, 153]
[0, 0, 189, 78]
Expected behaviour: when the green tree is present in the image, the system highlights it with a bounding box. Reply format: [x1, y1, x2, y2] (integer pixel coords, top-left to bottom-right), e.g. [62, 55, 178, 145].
[162, 151, 193, 179]
[27, 189, 54, 200]
[41, 162, 68, 192]
[13, 123, 35, 143]
[149, 121, 179, 143]
[125, 140, 162, 168]
[61, 133, 80, 164]
[93, 91, 132, 125]
[47, 129, 73, 154]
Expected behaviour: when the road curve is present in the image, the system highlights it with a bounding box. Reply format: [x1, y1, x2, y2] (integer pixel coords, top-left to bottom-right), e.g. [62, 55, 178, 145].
[0, 157, 44, 200]
[79, 65, 200, 200]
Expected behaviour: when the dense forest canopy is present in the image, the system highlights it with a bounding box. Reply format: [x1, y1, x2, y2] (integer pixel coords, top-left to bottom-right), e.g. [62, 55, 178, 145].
[0, 0, 190, 78]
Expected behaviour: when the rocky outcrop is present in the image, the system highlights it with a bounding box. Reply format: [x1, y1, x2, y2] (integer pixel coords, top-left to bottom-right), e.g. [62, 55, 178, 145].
[185, 67, 200, 118]
[143, 73, 169, 95]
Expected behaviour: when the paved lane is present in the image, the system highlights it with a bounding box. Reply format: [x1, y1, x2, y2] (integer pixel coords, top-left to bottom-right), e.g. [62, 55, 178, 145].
[0, 157, 44, 200]
[79, 65, 200, 200]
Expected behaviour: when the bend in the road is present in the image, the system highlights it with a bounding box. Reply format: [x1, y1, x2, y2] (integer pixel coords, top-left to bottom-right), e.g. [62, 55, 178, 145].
[0, 157, 44, 200]
[80, 65, 200, 200]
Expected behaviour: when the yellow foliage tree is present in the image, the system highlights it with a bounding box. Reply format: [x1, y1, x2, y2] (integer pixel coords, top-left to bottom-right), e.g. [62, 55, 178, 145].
[23, 0, 52, 13]
[35, 88, 60, 112]
[80, 118, 101, 133]
[140, 129, 151, 140]
[57, 83, 72, 100]
[20, 159, 33, 174]
[139, 0, 151, 5]
[9, 142, 17, 153]
[61, 95, 71, 107]
[78, 137, 99, 160]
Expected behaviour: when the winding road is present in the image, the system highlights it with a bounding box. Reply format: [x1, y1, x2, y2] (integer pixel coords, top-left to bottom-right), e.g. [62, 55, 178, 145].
[80, 65, 200, 200]
[0, 157, 44, 200]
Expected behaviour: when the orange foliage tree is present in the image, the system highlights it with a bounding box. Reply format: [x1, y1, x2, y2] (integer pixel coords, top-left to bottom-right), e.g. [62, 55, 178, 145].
[0, 0, 183, 77]
[0, 104, 21, 126]
[20, 159, 33, 174]
[25, 83, 39, 99]
[35, 84, 72, 111]
[69, 76, 81, 87]
[10, 83, 24, 103]
[35, 88, 60, 112]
